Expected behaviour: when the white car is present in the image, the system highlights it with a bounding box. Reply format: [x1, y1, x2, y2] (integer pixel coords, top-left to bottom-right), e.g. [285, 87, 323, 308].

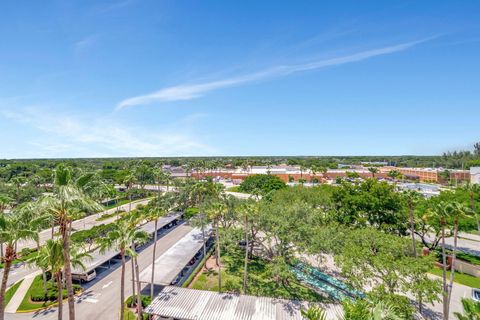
[472, 288, 480, 302]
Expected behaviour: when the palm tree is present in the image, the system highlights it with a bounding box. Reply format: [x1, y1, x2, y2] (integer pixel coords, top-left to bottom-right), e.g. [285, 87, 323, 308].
[28, 239, 91, 320]
[403, 190, 420, 256]
[38, 164, 102, 320]
[202, 197, 227, 293]
[387, 170, 401, 181]
[17, 202, 51, 296]
[0, 194, 13, 262]
[435, 202, 472, 319]
[98, 218, 149, 320]
[368, 167, 379, 178]
[0, 211, 39, 320]
[369, 301, 402, 320]
[454, 298, 480, 320]
[145, 194, 172, 300]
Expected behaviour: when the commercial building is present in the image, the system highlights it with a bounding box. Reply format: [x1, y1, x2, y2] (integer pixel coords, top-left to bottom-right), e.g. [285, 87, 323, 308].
[471, 167, 480, 184]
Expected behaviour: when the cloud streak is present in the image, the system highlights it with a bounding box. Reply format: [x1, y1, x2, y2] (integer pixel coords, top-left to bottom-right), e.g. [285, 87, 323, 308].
[117, 38, 431, 109]
[0, 107, 214, 158]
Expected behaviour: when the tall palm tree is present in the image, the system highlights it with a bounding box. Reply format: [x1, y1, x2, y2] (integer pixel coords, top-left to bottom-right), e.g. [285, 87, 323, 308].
[17, 202, 51, 296]
[445, 202, 472, 317]
[203, 197, 227, 293]
[435, 202, 472, 319]
[0, 211, 39, 320]
[28, 239, 90, 320]
[97, 218, 149, 320]
[38, 164, 102, 320]
[0, 194, 13, 262]
[454, 298, 480, 320]
[145, 194, 172, 300]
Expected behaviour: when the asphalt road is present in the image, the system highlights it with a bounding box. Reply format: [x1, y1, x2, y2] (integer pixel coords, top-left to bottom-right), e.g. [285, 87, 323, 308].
[8, 223, 193, 320]
[15, 198, 151, 251]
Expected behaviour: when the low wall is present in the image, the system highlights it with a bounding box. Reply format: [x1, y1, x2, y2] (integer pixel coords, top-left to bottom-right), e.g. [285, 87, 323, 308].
[452, 258, 480, 277]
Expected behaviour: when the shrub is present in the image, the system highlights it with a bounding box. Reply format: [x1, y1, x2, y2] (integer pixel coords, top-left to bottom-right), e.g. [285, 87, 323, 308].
[126, 295, 151, 308]
[184, 207, 199, 219]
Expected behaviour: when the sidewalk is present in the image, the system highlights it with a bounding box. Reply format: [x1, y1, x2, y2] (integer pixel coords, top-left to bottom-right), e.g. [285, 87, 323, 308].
[5, 270, 41, 313]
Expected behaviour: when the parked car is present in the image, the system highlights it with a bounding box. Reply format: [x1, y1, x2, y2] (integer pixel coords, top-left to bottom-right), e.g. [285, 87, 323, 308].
[472, 288, 480, 302]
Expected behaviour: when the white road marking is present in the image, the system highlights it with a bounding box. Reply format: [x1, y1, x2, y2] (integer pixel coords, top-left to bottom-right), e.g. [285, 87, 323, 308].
[84, 298, 99, 303]
[102, 281, 113, 289]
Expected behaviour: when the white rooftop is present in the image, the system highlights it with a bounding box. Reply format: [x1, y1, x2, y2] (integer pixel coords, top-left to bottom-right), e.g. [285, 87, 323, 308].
[139, 226, 210, 285]
[145, 286, 342, 320]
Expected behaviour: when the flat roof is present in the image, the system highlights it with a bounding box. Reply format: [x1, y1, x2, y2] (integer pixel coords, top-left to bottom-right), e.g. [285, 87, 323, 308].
[139, 227, 209, 285]
[139, 212, 182, 235]
[72, 213, 182, 274]
[145, 286, 342, 320]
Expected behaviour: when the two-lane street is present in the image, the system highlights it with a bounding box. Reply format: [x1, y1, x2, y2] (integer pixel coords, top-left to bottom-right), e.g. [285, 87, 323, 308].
[8, 223, 193, 320]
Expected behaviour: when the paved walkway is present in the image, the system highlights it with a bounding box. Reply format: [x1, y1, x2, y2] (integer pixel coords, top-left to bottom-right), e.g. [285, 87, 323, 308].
[5, 270, 42, 313]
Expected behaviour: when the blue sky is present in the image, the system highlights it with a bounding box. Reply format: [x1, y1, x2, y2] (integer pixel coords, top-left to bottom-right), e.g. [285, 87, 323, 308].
[1, 1, 479, 158]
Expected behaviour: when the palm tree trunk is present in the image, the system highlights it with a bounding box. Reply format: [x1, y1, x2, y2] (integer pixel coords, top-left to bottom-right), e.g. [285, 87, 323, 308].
[446, 219, 459, 316]
[243, 216, 248, 294]
[441, 222, 448, 320]
[150, 219, 158, 300]
[56, 272, 63, 320]
[60, 218, 75, 320]
[0, 243, 3, 263]
[201, 221, 206, 258]
[216, 221, 221, 293]
[134, 257, 142, 320]
[0, 245, 13, 320]
[37, 241, 48, 296]
[120, 251, 126, 320]
[131, 244, 136, 299]
[409, 206, 417, 257]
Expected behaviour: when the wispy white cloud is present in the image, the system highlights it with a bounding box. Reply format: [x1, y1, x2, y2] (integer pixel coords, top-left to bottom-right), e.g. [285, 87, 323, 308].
[117, 38, 432, 109]
[0, 107, 214, 158]
[73, 34, 100, 54]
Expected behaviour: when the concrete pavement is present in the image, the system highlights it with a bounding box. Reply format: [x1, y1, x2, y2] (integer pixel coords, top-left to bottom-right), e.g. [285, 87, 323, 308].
[8, 223, 194, 320]
[5, 270, 42, 313]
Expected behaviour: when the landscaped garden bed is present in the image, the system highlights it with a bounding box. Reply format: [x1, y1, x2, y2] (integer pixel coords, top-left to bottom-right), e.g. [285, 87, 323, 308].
[17, 275, 82, 312]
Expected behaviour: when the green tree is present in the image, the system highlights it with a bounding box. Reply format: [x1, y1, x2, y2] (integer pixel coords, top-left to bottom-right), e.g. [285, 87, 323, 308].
[97, 218, 149, 320]
[28, 239, 90, 320]
[202, 197, 227, 292]
[38, 165, 102, 320]
[239, 174, 286, 195]
[368, 167, 379, 178]
[145, 193, 173, 299]
[0, 211, 39, 320]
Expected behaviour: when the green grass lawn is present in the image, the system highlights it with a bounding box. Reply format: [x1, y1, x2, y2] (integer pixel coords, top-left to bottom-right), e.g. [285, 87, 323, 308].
[103, 198, 131, 210]
[17, 275, 82, 312]
[429, 267, 480, 288]
[96, 211, 124, 222]
[190, 251, 326, 302]
[4, 279, 23, 307]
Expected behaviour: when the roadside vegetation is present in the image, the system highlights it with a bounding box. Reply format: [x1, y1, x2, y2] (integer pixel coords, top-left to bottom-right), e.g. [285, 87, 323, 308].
[0, 151, 479, 320]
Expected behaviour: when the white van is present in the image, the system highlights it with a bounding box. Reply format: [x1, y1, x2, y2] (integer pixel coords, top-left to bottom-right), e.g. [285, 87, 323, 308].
[72, 269, 97, 282]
